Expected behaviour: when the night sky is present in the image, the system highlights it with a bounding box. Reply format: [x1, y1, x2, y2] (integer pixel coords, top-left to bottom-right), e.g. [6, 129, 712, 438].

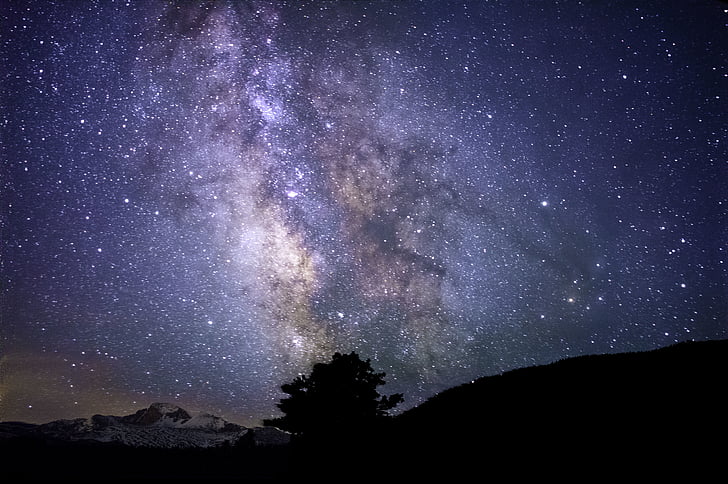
[2, 1, 726, 426]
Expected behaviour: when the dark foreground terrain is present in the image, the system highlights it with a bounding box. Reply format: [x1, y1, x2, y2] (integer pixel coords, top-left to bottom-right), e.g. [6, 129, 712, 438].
[3, 339, 726, 481]
[385, 338, 727, 480]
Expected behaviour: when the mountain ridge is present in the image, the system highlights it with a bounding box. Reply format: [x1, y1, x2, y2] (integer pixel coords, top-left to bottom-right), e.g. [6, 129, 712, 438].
[0, 401, 290, 449]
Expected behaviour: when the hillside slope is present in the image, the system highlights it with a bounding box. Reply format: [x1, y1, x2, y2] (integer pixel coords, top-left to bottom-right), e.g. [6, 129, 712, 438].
[385, 339, 727, 479]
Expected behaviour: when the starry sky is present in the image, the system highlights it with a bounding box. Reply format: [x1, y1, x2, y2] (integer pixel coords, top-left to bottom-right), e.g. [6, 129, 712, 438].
[1, 1, 726, 426]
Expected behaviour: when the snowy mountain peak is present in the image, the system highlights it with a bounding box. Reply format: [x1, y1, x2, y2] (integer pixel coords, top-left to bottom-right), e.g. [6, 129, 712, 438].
[150, 402, 187, 415]
[182, 412, 232, 430]
[123, 403, 192, 426]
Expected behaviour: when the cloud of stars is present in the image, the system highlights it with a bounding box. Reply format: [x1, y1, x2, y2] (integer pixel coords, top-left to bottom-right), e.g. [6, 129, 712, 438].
[2, 1, 726, 425]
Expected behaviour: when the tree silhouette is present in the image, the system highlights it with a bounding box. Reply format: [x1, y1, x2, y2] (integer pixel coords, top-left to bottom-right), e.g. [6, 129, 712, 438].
[264, 352, 403, 438]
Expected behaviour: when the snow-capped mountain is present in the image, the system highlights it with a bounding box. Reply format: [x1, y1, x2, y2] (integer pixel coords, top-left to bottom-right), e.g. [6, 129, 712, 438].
[9, 403, 290, 449]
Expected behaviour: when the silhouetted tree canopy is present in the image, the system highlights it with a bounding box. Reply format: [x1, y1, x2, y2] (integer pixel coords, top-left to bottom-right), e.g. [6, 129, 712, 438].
[264, 352, 403, 437]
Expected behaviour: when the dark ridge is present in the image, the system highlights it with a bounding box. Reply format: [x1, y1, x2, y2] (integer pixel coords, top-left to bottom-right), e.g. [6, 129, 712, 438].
[400, 338, 727, 422]
[383, 339, 728, 480]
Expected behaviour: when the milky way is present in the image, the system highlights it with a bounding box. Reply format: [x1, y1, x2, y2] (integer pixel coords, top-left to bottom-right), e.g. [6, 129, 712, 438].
[2, 1, 726, 425]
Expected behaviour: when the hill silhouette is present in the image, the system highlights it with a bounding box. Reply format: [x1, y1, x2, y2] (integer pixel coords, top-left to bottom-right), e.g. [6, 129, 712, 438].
[381, 338, 728, 480]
